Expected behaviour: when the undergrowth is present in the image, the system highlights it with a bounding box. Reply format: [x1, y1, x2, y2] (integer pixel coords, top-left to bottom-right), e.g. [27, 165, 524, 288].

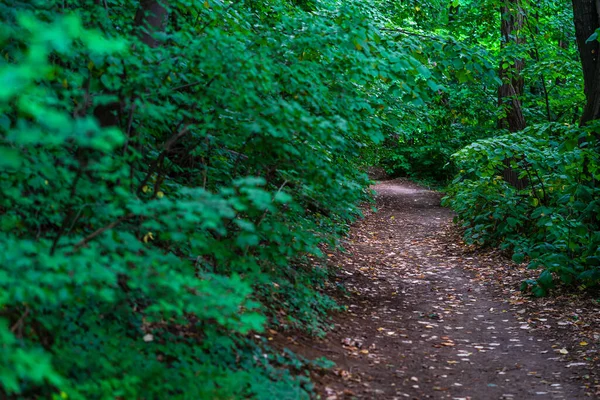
[444, 122, 600, 296]
[0, 0, 440, 398]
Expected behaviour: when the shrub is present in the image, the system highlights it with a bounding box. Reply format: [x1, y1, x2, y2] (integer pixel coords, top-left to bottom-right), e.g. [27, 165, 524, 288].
[444, 122, 600, 296]
[0, 0, 432, 397]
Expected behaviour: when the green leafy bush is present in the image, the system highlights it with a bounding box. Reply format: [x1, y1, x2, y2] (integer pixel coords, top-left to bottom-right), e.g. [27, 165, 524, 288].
[360, 29, 501, 183]
[444, 122, 600, 296]
[0, 0, 434, 398]
[363, 0, 582, 186]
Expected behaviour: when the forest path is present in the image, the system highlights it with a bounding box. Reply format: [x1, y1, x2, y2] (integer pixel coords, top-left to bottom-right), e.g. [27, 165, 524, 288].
[303, 179, 588, 399]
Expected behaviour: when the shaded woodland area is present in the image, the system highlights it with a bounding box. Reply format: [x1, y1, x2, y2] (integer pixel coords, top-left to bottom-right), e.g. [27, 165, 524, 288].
[2, 0, 600, 398]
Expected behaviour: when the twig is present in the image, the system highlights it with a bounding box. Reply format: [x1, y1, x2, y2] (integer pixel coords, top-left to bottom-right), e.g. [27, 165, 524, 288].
[524, 166, 541, 204]
[65, 204, 91, 236]
[256, 180, 289, 229]
[533, 168, 548, 204]
[72, 213, 134, 251]
[136, 124, 192, 195]
[202, 135, 211, 189]
[50, 165, 85, 255]
[380, 28, 440, 41]
[232, 133, 256, 179]
[10, 307, 30, 335]
[122, 102, 137, 156]
[170, 80, 205, 92]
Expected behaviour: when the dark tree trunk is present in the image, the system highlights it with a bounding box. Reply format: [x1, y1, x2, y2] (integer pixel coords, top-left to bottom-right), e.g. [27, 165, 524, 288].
[134, 0, 169, 48]
[498, 0, 526, 132]
[572, 0, 600, 125]
[449, 4, 459, 24]
[499, 0, 528, 189]
[572, 1, 600, 230]
[498, 83, 527, 132]
[94, 1, 169, 128]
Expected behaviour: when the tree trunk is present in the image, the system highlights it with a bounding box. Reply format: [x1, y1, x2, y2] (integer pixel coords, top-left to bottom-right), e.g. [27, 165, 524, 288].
[572, 0, 600, 125]
[498, 0, 526, 132]
[499, 0, 528, 189]
[94, 1, 169, 128]
[498, 83, 526, 132]
[134, 0, 169, 48]
[572, 1, 600, 230]
[449, 4, 459, 25]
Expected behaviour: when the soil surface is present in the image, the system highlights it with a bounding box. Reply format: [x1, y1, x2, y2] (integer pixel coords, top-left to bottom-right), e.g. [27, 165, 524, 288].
[288, 179, 600, 399]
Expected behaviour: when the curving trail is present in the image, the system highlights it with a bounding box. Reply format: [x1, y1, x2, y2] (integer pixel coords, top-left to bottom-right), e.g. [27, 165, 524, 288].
[308, 180, 588, 399]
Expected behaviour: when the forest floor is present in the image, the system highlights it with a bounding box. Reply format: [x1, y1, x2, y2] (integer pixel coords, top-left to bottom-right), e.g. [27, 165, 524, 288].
[283, 179, 600, 399]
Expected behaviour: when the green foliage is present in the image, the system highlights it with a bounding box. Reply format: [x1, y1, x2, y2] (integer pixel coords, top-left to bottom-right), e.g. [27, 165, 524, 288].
[367, 0, 599, 299]
[427, 0, 597, 297]
[444, 122, 600, 296]
[0, 0, 438, 398]
[364, 0, 582, 184]
[1, 0, 594, 396]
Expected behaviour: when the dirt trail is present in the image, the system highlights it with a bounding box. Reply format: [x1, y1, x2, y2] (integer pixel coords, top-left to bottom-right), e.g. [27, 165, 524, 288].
[300, 180, 591, 399]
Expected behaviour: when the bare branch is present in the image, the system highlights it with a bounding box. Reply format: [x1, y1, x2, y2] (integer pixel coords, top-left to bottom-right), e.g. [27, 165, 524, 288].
[72, 213, 134, 251]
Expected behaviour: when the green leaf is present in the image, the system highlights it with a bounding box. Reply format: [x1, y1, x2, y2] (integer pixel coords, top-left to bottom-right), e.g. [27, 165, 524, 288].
[0, 147, 22, 169]
[519, 281, 529, 292]
[512, 253, 525, 264]
[537, 270, 553, 288]
[274, 191, 292, 203]
[531, 285, 547, 297]
[586, 31, 599, 43]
